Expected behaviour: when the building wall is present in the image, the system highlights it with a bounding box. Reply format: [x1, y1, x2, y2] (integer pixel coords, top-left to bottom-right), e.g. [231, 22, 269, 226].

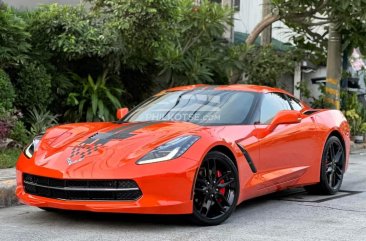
[234, 0, 292, 43]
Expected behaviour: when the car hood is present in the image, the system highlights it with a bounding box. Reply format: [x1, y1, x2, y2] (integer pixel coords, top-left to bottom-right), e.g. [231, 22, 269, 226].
[34, 121, 202, 174]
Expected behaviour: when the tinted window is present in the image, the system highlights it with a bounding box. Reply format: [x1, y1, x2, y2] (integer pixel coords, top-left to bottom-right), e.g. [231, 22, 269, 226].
[123, 90, 258, 125]
[287, 96, 303, 111]
[260, 93, 291, 124]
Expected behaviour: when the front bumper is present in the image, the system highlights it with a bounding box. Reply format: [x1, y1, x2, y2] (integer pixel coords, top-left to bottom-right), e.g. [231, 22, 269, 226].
[16, 154, 198, 215]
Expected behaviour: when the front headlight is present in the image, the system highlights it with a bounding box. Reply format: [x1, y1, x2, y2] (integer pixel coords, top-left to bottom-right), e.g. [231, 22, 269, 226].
[136, 135, 200, 165]
[24, 135, 43, 159]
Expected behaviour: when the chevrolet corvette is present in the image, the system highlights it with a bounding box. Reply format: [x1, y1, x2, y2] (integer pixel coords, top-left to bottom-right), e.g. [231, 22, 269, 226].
[16, 84, 350, 225]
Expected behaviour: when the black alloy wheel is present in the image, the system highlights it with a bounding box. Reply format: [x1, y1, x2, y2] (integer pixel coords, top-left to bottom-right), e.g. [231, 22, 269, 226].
[191, 151, 239, 225]
[305, 136, 345, 195]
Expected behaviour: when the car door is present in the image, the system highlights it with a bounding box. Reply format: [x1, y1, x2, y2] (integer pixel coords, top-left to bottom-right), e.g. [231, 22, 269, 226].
[254, 92, 318, 190]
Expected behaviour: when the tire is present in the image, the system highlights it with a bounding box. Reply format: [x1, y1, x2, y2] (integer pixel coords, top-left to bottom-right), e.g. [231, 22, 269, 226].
[191, 151, 239, 226]
[305, 136, 345, 195]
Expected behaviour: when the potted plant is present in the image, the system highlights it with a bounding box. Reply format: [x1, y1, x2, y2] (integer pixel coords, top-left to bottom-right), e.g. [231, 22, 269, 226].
[345, 109, 366, 143]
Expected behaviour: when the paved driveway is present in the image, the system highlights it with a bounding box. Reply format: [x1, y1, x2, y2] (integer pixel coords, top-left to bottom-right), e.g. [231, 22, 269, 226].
[0, 153, 365, 241]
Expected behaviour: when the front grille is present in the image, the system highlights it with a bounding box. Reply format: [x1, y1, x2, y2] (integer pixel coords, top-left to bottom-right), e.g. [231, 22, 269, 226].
[23, 173, 142, 201]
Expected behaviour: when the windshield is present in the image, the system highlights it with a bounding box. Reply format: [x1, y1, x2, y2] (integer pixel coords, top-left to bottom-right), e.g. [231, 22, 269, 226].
[122, 90, 258, 125]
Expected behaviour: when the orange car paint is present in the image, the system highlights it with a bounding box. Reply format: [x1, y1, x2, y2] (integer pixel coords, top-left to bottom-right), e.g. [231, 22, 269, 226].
[16, 84, 350, 214]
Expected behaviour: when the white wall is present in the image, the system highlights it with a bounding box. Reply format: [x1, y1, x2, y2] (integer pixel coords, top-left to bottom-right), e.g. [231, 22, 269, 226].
[234, 0, 293, 43]
[303, 67, 327, 100]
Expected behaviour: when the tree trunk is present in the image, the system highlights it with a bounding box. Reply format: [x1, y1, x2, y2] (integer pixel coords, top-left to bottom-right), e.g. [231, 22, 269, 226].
[246, 14, 280, 45]
[325, 23, 342, 109]
[261, 0, 272, 45]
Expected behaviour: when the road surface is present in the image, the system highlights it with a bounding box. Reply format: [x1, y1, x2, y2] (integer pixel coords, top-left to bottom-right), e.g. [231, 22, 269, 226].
[1, 153, 365, 241]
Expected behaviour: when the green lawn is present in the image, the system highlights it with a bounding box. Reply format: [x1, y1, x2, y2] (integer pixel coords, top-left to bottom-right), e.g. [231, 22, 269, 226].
[0, 149, 21, 169]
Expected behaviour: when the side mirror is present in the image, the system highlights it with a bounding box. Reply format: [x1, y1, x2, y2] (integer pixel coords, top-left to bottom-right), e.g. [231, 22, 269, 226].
[268, 110, 301, 133]
[116, 108, 129, 120]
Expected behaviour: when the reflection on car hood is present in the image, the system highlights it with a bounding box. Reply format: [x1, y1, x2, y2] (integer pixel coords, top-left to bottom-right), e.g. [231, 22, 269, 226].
[33, 121, 202, 175]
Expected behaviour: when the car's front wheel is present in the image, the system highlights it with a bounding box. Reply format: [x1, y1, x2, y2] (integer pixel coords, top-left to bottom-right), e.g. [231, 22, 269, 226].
[191, 151, 239, 226]
[305, 136, 345, 195]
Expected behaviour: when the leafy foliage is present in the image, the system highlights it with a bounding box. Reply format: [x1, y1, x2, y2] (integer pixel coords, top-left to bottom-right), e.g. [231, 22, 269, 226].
[0, 69, 15, 111]
[271, 0, 366, 61]
[230, 45, 300, 87]
[341, 91, 366, 136]
[9, 120, 29, 145]
[0, 148, 21, 168]
[296, 82, 333, 109]
[28, 108, 58, 136]
[156, 0, 233, 86]
[0, 6, 30, 68]
[66, 72, 123, 122]
[27, 4, 117, 61]
[0, 109, 19, 141]
[14, 62, 52, 111]
[88, 0, 178, 68]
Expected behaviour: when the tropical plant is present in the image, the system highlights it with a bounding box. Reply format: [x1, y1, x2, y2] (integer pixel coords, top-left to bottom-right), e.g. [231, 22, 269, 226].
[0, 69, 15, 111]
[28, 108, 58, 136]
[66, 72, 123, 122]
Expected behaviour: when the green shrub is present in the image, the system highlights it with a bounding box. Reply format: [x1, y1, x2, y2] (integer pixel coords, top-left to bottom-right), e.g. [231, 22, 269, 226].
[15, 62, 52, 111]
[0, 69, 15, 111]
[0, 148, 21, 168]
[0, 109, 17, 141]
[9, 120, 29, 145]
[0, 6, 30, 68]
[27, 3, 117, 61]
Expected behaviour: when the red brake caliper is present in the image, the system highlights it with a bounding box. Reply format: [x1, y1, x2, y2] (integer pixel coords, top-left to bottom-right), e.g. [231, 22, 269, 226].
[216, 170, 226, 199]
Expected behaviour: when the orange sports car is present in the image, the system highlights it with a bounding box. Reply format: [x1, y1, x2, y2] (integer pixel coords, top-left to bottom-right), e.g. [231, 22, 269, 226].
[16, 84, 350, 225]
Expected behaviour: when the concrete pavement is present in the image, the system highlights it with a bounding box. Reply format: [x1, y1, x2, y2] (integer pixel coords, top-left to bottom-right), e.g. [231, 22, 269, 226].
[0, 167, 17, 208]
[0, 153, 365, 241]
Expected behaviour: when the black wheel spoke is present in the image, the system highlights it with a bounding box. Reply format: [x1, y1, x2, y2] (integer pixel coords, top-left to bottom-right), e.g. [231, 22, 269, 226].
[211, 159, 217, 178]
[334, 147, 343, 163]
[214, 197, 226, 212]
[195, 187, 206, 193]
[217, 193, 230, 207]
[330, 144, 336, 161]
[335, 172, 342, 180]
[206, 160, 213, 182]
[216, 171, 231, 183]
[328, 172, 334, 187]
[217, 178, 235, 188]
[203, 199, 213, 217]
[196, 177, 208, 186]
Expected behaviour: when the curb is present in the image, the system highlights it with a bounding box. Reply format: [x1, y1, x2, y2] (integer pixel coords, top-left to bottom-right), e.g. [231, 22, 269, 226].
[0, 179, 19, 208]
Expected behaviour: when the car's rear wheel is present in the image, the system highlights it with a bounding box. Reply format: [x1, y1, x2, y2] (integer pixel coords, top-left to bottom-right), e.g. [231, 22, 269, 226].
[191, 151, 239, 226]
[305, 136, 345, 195]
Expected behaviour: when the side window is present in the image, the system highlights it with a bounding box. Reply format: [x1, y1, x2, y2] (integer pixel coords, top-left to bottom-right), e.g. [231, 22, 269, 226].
[260, 93, 291, 124]
[287, 96, 303, 111]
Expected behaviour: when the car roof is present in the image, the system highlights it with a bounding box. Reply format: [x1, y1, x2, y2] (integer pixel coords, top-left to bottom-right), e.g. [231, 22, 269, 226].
[164, 84, 292, 95]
